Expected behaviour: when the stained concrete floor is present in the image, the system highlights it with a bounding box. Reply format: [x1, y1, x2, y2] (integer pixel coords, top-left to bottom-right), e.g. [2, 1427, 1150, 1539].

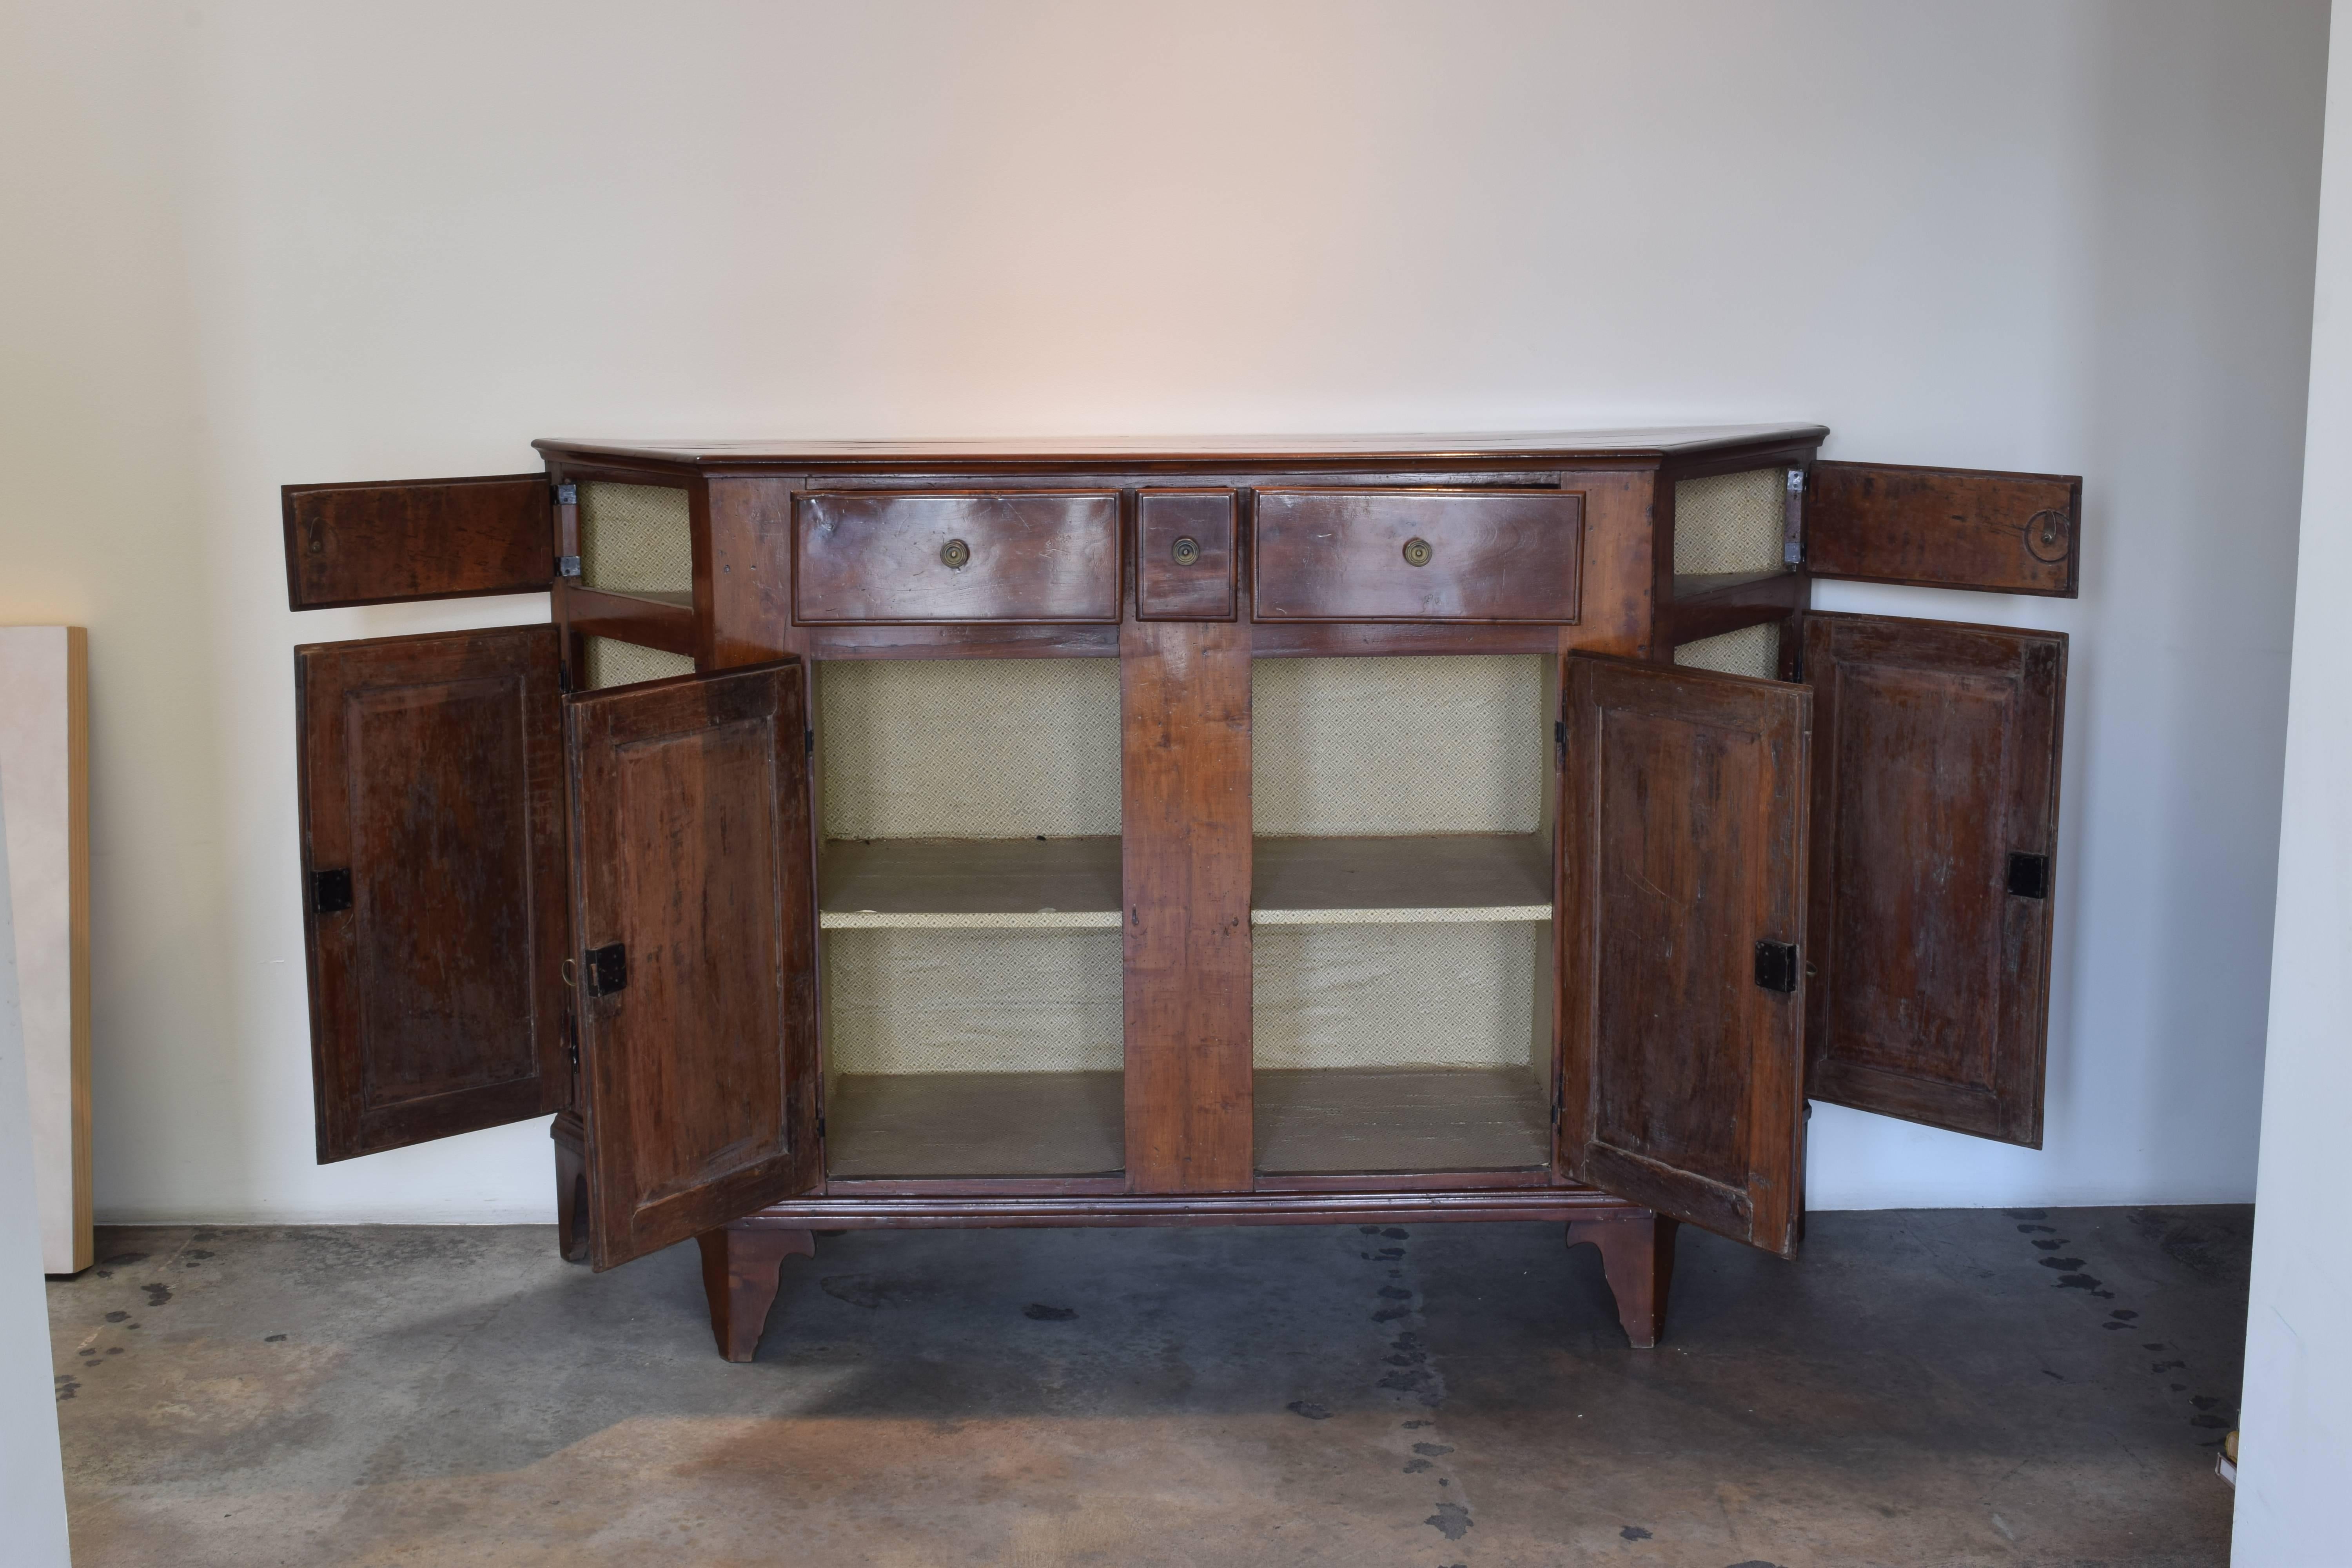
[47, 1206, 2246, 1568]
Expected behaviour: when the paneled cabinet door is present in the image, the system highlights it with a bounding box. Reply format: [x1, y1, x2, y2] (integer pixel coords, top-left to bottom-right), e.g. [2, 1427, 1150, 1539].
[1559, 655, 1811, 1259]
[296, 625, 570, 1161]
[1801, 612, 2066, 1147]
[566, 659, 820, 1271]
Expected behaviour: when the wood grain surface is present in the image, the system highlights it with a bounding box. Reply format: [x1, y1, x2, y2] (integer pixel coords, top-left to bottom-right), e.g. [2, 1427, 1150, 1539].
[1253, 489, 1583, 622]
[284, 474, 551, 610]
[296, 624, 568, 1162]
[1802, 611, 2065, 1147]
[567, 659, 818, 1269]
[1559, 655, 1809, 1257]
[795, 490, 1121, 623]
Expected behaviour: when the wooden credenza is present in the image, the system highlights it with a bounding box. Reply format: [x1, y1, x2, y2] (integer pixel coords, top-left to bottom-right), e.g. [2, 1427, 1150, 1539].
[284, 427, 2075, 1360]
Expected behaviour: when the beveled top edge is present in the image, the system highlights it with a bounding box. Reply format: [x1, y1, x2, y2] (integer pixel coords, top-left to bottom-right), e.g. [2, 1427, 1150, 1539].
[533, 422, 1828, 469]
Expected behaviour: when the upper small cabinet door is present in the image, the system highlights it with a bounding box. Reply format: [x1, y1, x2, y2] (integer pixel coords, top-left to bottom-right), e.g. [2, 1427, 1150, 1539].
[296, 624, 568, 1161]
[1560, 655, 1811, 1259]
[1808, 461, 2080, 597]
[1803, 612, 2066, 1147]
[284, 474, 554, 610]
[567, 660, 820, 1270]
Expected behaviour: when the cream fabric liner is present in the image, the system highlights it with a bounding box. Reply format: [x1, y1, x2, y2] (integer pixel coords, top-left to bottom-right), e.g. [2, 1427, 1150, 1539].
[1254, 656, 1546, 837]
[579, 481, 692, 596]
[584, 636, 695, 690]
[1674, 468, 1786, 576]
[1253, 921, 1543, 1071]
[1673, 622, 1782, 680]
[820, 658, 1122, 838]
[824, 926, 1123, 1075]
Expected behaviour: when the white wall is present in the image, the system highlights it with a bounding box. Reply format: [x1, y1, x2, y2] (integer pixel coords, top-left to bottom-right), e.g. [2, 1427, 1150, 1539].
[2235, 2, 2352, 1557]
[0, 0, 2325, 1222]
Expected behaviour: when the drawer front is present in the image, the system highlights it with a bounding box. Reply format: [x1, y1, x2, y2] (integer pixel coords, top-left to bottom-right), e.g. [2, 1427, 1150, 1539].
[1252, 488, 1583, 622]
[1136, 489, 1238, 621]
[795, 490, 1122, 623]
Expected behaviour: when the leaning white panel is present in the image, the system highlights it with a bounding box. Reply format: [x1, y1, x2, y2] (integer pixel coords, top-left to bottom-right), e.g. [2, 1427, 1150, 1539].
[0, 627, 89, 1275]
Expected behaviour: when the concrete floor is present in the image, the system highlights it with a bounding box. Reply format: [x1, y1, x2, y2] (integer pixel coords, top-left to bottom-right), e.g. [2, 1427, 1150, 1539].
[46, 1206, 2246, 1568]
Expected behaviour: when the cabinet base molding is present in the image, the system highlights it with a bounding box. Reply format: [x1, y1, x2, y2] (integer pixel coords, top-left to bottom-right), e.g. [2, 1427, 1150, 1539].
[1566, 1210, 1680, 1349]
[697, 1223, 816, 1363]
[751, 1186, 1639, 1229]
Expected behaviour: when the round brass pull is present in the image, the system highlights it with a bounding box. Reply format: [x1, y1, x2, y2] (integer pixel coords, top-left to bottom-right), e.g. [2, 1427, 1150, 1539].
[1171, 536, 1201, 567]
[1402, 537, 1434, 568]
[940, 538, 971, 569]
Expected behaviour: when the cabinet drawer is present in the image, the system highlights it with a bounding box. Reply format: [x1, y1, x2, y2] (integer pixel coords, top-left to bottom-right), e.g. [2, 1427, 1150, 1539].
[795, 490, 1122, 624]
[1252, 489, 1583, 622]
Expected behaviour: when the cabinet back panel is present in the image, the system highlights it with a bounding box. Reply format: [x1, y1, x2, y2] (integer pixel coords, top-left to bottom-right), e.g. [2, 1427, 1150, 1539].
[819, 658, 1122, 838]
[579, 482, 692, 597]
[1673, 622, 1781, 681]
[1674, 468, 1786, 577]
[1253, 922, 1543, 1074]
[1253, 656, 1547, 837]
[823, 927, 1122, 1078]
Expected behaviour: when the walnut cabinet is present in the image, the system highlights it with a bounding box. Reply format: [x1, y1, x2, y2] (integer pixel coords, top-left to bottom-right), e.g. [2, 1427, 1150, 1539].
[284, 427, 2075, 1359]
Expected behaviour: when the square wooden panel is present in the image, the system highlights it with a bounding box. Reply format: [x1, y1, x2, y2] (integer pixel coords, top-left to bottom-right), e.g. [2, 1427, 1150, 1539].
[1136, 490, 1238, 620]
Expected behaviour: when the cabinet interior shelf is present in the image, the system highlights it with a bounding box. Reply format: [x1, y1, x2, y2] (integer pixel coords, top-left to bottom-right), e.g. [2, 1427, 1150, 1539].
[1255, 1066, 1551, 1173]
[1251, 835, 1551, 924]
[817, 833, 1553, 931]
[819, 837, 1122, 929]
[827, 1071, 1124, 1179]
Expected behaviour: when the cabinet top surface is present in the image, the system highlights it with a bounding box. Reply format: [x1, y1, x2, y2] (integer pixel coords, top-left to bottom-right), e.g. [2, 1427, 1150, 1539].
[535, 423, 1827, 471]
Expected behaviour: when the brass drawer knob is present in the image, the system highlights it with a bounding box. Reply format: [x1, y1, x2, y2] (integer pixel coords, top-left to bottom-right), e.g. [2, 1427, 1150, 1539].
[940, 538, 971, 569]
[1171, 535, 1201, 566]
[1402, 537, 1434, 568]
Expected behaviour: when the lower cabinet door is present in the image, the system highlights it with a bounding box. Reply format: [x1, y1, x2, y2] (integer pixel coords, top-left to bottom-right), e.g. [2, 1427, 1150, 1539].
[1559, 654, 1812, 1258]
[1801, 612, 2066, 1148]
[566, 658, 822, 1270]
[296, 624, 570, 1162]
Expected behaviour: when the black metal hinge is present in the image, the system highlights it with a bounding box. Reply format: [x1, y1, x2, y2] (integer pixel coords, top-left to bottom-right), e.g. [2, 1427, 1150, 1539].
[562, 1006, 580, 1074]
[2006, 852, 2051, 900]
[1754, 939, 1800, 993]
[311, 867, 353, 915]
[584, 942, 628, 996]
[1550, 1074, 1564, 1127]
[1554, 718, 1566, 765]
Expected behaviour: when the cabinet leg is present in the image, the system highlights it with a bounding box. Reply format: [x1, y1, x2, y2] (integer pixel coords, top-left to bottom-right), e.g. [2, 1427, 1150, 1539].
[552, 1115, 590, 1265]
[697, 1224, 815, 1363]
[1566, 1210, 1679, 1348]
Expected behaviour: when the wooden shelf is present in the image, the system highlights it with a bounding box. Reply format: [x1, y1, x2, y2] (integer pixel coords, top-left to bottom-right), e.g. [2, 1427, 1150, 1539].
[819, 837, 1122, 929]
[1666, 569, 1805, 648]
[1254, 1067, 1550, 1173]
[1251, 835, 1552, 925]
[1671, 569, 1784, 602]
[826, 1071, 1124, 1178]
[564, 584, 699, 656]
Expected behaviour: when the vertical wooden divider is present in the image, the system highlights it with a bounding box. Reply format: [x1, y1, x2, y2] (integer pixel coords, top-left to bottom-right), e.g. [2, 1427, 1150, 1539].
[1122, 615, 1254, 1192]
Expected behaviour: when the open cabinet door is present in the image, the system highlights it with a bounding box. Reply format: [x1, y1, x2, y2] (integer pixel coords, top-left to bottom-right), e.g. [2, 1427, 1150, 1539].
[1806, 461, 2080, 597]
[296, 625, 569, 1161]
[284, 474, 555, 610]
[1802, 612, 2065, 1147]
[1560, 656, 1811, 1258]
[566, 660, 820, 1271]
